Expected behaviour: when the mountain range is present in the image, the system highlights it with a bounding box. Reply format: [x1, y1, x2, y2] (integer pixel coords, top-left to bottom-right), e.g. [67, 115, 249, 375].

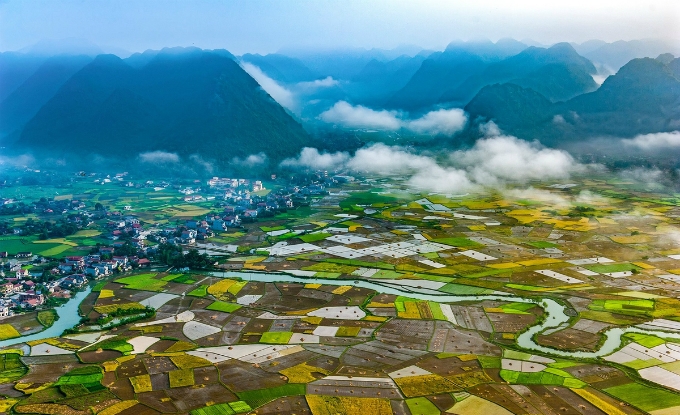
[1, 38, 679, 168]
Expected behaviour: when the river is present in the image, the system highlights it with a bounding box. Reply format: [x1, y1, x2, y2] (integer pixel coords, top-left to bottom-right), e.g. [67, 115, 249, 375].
[3, 271, 679, 360]
[0, 287, 92, 349]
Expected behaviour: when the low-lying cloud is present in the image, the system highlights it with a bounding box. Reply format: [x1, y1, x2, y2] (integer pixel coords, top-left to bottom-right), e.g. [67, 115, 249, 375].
[319, 101, 402, 130]
[139, 151, 179, 163]
[319, 101, 467, 136]
[622, 131, 680, 151]
[231, 152, 268, 168]
[281, 147, 349, 170]
[452, 135, 582, 185]
[281, 131, 588, 194]
[241, 62, 296, 111]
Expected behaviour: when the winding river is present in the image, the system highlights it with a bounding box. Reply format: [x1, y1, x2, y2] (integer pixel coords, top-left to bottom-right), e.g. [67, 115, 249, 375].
[4, 271, 680, 360]
[0, 287, 92, 349]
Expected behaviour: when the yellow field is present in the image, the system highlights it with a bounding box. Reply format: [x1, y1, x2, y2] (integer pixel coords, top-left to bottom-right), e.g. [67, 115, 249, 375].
[305, 283, 322, 289]
[397, 302, 421, 319]
[94, 302, 145, 314]
[98, 400, 139, 415]
[487, 262, 522, 269]
[206, 279, 238, 300]
[331, 285, 352, 295]
[129, 374, 152, 393]
[168, 369, 194, 388]
[0, 324, 20, 340]
[394, 374, 459, 397]
[610, 235, 652, 244]
[98, 289, 115, 299]
[517, 258, 563, 266]
[571, 388, 627, 415]
[169, 354, 211, 369]
[306, 396, 392, 415]
[279, 362, 329, 383]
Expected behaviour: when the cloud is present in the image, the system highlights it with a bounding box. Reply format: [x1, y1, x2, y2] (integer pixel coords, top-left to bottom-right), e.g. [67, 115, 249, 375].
[0, 153, 35, 168]
[503, 187, 570, 207]
[319, 101, 402, 130]
[346, 143, 436, 174]
[189, 154, 215, 173]
[139, 151, 179, 163]
[452, 135, 582, 185]
[622, 131, 680, 151]
[319, 101, 468, 135]
[241, 62, 296, 111]
[280, 131, 587, 195]
[281, 147, 349, 170]
[406, 108, 467, 135]
[231, 152, 268, 167]
[297, 76, 339, 90]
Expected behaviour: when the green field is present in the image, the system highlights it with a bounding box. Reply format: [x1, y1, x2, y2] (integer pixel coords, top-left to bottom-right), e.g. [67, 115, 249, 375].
[236, 384, 306, 408]
[187, 285, 209, 297]
[56, 366, 103, 386]
[439, 283, 493, 295]
[37, 310, 57, 328]
[115, 273, 167, 291]
[190, 401, 252, 415]
[405, 397, 440, 415]
[260, 331, 293, 344]
[585, 263, 641, 274]
[206, 301, 242, 313]
[605, 383, 680, 412]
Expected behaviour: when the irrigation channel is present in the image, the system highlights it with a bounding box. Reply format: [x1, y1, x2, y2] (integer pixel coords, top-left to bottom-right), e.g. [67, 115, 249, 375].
[4, 271, 680, 359]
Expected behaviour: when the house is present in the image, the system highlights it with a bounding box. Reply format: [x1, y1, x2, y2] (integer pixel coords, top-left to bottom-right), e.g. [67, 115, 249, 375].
[99, 247, 115, 255]
[85, 267, 100, 277]
[61, 274, 87, 289]
[181, 230, 196, 244]
[0, 300, 10, 317]
[18, 291, 45, 308]
[65, 256, 85, 266]
[137, 258, 150, 267]
[58, 264, 73, 273]
[15, 269, 28, 278]
[0, 252, 7, 258]
[212, 220, 226, 231]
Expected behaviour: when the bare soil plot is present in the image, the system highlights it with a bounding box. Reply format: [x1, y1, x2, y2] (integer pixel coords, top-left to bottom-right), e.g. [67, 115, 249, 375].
[537, 328, 602, 351]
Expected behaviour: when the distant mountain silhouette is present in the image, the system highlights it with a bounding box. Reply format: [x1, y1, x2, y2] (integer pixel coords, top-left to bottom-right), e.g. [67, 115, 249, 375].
[0, 54, 92, 140]
[465, 56, 680, 142]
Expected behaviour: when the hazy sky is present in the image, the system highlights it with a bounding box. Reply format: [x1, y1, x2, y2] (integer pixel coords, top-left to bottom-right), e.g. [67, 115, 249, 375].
[2, 0, 679, 55]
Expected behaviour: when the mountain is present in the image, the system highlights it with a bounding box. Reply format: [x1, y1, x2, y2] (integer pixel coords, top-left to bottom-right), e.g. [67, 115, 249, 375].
[386, 39, 529, 111]
[280, 47, 426, 81]
[0, 55, 93, 140]
[582, 39, 680, 71]
[14, 48, 312, 164]
[240, 53, 315, 83]
[0, 53, 48, 102]
[441, 43, 597, 105]
[465, 56, 680, 142]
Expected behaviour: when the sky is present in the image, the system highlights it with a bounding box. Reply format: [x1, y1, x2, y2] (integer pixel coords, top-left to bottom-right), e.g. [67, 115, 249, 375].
[1, 0, 679, 55]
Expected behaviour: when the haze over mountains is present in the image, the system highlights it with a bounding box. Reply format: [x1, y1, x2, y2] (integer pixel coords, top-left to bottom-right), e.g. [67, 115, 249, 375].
[0, 37, 679, 170]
